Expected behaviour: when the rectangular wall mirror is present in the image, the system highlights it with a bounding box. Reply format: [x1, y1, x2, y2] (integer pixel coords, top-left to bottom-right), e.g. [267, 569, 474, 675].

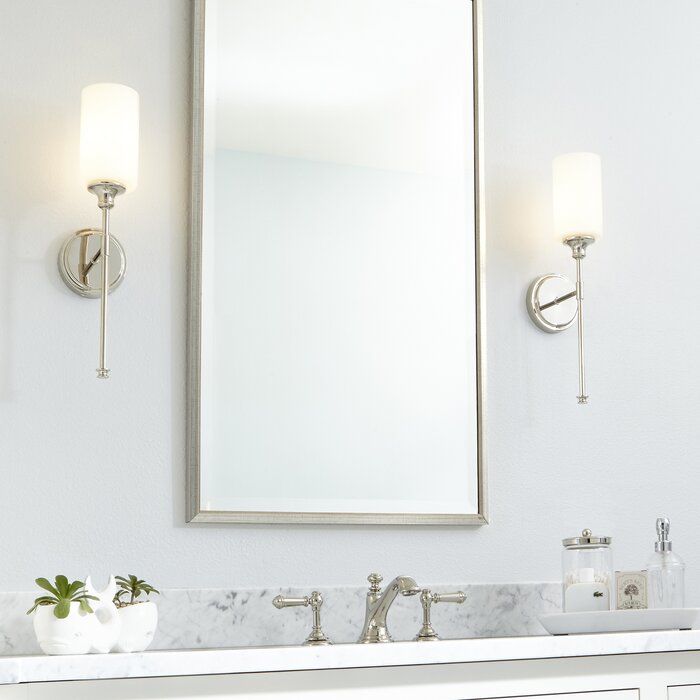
[187, 0, 486, 524]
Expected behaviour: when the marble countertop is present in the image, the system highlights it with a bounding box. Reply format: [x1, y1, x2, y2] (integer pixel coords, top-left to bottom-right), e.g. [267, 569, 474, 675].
[2, 631, 700, 685]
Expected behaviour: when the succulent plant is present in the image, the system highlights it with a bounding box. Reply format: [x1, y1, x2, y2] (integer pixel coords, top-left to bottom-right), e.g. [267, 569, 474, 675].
[26, 576, 98, 619]
[113, 575, 160, 607]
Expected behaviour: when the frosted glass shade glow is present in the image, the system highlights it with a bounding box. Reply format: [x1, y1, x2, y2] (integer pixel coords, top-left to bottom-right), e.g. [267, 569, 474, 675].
[80, 83, 139, 191]
[552, 152, 602, 241]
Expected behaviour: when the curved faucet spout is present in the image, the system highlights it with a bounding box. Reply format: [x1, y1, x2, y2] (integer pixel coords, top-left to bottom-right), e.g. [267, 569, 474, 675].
[358, 574, 420, 643]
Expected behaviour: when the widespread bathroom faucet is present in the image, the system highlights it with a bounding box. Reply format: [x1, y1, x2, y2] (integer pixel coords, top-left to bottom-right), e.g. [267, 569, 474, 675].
[358, 573, 420, 643]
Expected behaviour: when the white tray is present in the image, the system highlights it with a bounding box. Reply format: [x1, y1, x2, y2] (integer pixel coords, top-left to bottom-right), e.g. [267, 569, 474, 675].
[539, 608, 700, 635]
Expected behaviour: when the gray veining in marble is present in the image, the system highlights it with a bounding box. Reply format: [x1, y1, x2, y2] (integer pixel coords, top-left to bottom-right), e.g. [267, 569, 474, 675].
[0, 582, 561, 656]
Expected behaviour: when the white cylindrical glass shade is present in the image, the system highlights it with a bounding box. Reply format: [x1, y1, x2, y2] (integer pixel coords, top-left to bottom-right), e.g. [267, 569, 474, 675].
[80, 83, 139, 192]
[552, 152, 602, 241]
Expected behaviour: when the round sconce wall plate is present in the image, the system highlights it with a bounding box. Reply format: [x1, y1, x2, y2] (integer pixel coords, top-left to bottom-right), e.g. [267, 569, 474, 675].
[58, 228, 126, 298]
[526, 273, 577, 333]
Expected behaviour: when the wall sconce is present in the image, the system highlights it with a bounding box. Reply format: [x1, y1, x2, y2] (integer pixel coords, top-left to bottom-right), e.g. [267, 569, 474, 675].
[526, 152, 603, 404]
[58, 83, 139, 378]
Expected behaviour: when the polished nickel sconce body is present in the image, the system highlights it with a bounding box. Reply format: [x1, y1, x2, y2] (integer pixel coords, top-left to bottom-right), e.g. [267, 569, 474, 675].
[58, 182, 127, 378]
[527, 235, 594, 403]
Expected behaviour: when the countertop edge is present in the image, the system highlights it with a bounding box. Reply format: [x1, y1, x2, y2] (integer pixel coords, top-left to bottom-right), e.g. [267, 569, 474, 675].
[2, 630, 700, 685]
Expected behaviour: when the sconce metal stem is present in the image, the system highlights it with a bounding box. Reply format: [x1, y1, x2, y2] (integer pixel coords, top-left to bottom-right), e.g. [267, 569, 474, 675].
[565, 235, 594, 404]
[97, 204, 110, 378]
[574, 256, 587, 403]
[88, 181, 125, 379]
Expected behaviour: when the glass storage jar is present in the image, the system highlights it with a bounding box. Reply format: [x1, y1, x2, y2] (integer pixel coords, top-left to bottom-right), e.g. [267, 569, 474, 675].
[562, 529, 613, 613]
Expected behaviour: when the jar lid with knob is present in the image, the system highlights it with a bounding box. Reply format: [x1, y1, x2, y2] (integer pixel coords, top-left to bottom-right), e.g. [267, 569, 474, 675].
[563, 528, 612, 548]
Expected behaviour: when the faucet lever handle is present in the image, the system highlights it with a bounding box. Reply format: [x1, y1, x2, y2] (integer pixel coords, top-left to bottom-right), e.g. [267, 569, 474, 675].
[272, 595, 308, 608]
[433, 591, 467, 605]
[414, 588, 466, 642]
[272, 591, 332, 646]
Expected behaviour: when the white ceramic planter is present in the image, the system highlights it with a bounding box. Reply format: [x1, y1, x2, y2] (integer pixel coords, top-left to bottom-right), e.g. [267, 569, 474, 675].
[115, 601, 158, 653]
[33, 603, 94, 655]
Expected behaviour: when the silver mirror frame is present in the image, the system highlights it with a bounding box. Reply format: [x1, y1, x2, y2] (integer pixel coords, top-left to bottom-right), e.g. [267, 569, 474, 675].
[186, 0, 488, 525]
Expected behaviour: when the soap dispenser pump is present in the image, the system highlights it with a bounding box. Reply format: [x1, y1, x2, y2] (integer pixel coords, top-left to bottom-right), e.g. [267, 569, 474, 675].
[647, 517, 685, 609]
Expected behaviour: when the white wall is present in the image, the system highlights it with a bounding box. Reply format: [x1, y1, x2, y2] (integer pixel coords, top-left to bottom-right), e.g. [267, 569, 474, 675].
[1, 0, 700, 601]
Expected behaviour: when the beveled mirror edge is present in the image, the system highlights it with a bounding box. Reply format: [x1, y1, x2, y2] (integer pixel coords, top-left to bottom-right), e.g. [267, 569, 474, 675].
[186, 0, 488, 526]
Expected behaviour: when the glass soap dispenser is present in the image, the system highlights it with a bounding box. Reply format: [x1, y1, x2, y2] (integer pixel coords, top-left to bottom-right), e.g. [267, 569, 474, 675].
[647, 517, 685, 609]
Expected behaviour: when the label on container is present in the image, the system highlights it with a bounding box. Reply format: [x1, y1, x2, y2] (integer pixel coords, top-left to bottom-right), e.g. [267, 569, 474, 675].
[615, 571, 648, 610]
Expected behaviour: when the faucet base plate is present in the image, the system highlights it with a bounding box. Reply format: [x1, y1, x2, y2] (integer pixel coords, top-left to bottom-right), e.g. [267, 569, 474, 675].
[358, 626, 393, 644]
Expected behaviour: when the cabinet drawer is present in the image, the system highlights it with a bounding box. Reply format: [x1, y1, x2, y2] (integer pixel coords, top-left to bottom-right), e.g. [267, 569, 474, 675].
[22, 678, 641, 700]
